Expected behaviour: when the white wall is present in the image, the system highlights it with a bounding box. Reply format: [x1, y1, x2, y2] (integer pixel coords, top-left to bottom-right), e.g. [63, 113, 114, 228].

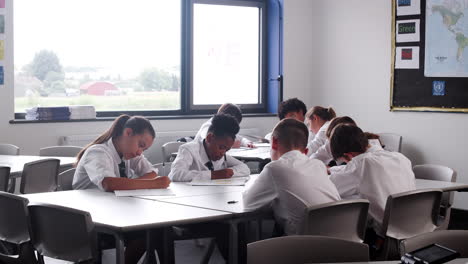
[284, 0, 468, 209]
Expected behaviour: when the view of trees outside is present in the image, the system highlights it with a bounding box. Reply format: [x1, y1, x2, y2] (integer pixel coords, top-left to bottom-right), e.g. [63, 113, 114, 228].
[14, 0, 181, 112]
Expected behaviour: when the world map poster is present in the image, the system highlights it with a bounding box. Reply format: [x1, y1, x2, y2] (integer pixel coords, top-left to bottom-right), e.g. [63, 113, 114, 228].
[425, 0, 468, 77]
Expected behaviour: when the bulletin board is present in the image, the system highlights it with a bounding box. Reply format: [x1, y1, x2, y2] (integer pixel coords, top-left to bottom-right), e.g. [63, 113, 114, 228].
[391, 0, 468, 113]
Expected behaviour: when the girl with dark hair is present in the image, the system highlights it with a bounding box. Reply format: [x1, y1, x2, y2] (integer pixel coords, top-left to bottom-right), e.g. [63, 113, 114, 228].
[73, 114, 170, 191]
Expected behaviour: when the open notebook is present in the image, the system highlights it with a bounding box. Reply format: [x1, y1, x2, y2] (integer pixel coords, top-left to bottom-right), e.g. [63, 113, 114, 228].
[188, 176, 250, 186]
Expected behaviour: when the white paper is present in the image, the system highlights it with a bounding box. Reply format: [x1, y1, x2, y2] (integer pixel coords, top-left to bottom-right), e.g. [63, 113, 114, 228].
[395, 46, 420, 69]
[189, 176, 250, 186]
[396, 19, 420, 43]
[396, 0, 421, 16]
[114, 188, 175, 197]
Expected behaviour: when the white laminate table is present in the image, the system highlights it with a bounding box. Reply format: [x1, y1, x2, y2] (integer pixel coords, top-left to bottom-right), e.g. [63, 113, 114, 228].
[23, 189, 231, 264]
[0, 154, 77, 178]
[415, 179, 468, 192]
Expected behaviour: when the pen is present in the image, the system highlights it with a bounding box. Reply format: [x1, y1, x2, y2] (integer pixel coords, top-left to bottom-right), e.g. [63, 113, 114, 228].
[227, 200, 238, 204]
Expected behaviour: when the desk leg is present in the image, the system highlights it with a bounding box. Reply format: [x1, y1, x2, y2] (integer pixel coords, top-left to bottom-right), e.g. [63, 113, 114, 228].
[143, 230, 158, 264]
[113, 233, 125, 264]
[229, 221, 238, 264]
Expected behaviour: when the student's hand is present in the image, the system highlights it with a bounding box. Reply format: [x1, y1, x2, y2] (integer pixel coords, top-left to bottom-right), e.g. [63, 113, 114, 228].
[232, 140, 242, 148]
[153, 176, 171, 189]
[246, 142, 255, 148]
[326, 166, 331, 175]
[211, 169, 234, 180]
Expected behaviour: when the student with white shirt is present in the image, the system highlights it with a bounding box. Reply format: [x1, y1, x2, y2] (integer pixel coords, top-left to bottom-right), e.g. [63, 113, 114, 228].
[328, 124, 416, 235]
[169, 113, 250, 182]
[305, 106, 336, 155]
[310, 116, 357, 164]
[73, 115, 170, 191]
[194, 103, 253, 148]
[243, 118, 341, 235]
[265, 98, 307, 141]
[73, 115, 171, 264]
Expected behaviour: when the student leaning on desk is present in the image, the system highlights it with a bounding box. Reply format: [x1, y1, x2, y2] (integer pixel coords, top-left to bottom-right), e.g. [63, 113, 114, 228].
[169, 113, 250, 182]
[72, 114, 171, 191]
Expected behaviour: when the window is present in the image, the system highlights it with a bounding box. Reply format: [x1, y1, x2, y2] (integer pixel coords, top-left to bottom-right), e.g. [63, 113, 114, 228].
[13, 0, 281, 118]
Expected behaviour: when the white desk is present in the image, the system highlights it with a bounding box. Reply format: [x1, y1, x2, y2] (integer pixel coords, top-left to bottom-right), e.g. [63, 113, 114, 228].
[23, 189, 231, 264]
[138, 181, 244, 200]
[0, 155, 77, 178]
[415, 179, 468, 192]
[227, 146, 271, 162]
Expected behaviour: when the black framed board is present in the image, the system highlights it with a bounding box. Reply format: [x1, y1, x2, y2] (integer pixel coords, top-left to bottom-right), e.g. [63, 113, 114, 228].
[391, 0, 468, 112]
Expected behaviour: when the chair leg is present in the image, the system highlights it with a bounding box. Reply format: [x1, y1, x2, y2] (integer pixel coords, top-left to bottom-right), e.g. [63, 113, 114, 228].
[199, 238, 216, 264]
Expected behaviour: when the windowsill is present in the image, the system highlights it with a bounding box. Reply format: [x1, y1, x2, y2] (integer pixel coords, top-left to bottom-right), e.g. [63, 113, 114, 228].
[9, 113, 277, 124]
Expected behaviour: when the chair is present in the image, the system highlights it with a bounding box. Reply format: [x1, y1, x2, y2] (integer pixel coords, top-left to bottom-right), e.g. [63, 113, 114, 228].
[153, 162, 172, 177]
[0, 144, 20, 155]
[247, 235, 369, 264]
[413, 164, 457, 229]
[20, 159, 60, 194]
[0, 192, 37, 264]
[299, 198, 370, 242]
[28, 203, 98, 263]
[378, 133, 402, 152]
[400, 230, 468, 257]
[379, 189, 443, 260]
[0, 167, 11, 192]
[161, 142, 184, 162]
[39, 146, 82, 157]
[57, 168, 76, 191]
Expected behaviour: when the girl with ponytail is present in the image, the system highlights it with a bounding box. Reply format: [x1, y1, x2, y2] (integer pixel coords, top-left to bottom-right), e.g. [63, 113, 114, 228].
[305, 106, 337, 155]
[73, 115, 170, 191]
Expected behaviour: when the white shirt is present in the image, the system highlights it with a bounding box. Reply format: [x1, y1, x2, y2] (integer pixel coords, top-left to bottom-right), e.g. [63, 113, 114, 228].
[168, 139, 250, 182]
[243, 150, 341, 235]
[311, 139, 382, 165]
[306, 121, 330, 155]
[194, 118, 251, 147]
[329, 144, 416, 232]
[73, 138, 154, 190]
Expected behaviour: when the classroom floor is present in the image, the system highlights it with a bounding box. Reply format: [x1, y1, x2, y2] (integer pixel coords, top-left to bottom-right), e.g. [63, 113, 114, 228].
[45, 238, 226, 264]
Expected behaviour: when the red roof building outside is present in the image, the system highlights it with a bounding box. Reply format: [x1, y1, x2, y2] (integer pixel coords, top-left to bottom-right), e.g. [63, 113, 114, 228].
[80, 81, 118, 96]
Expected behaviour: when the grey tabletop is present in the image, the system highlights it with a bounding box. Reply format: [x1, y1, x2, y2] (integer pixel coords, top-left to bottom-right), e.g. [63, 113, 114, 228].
[227, 146, 271, 161]
[0, 154, 77, 177]
[415, 179, 468, 192]
[22, 189, 231, 232]
[154, 191, 248, 214]
[138, 181, 245, 200]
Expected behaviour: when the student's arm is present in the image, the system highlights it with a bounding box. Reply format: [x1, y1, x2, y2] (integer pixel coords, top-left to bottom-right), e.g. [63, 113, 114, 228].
[307, 129, 328, 155]
[309, 140, 333, 164]
[239, 136, 254, 148]
[329, 162, 361, 198]
[82, 148, 170, 191]
[168, 147, 211, 182]
[130, 155, 159, 179]
[225, 155, 250, 177]
[101, 176, 170, 192]
[243, 166, 277, 211]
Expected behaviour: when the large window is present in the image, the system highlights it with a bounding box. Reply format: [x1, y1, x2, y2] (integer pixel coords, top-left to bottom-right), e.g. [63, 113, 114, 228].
[13, 0, 280, 118]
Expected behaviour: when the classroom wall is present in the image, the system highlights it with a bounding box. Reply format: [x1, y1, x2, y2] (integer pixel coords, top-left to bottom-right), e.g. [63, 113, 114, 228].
[290, 0, 468, 209]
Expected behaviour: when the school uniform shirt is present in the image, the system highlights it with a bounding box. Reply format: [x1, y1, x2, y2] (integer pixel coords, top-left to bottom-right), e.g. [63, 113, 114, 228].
[329, 143, 416, 233]
[168, 139, 250, 182]
[194, 118, 251, 147]
[243, 150, 341, 235]
[306, 121, 330, 156]
[310, 139, 382, 165]
[73, 138, 154, 190]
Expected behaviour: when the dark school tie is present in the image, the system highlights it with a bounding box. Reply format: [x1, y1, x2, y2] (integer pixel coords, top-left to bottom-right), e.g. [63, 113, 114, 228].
[205, 161, 214, 171]
[118, 161, 127, 178]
